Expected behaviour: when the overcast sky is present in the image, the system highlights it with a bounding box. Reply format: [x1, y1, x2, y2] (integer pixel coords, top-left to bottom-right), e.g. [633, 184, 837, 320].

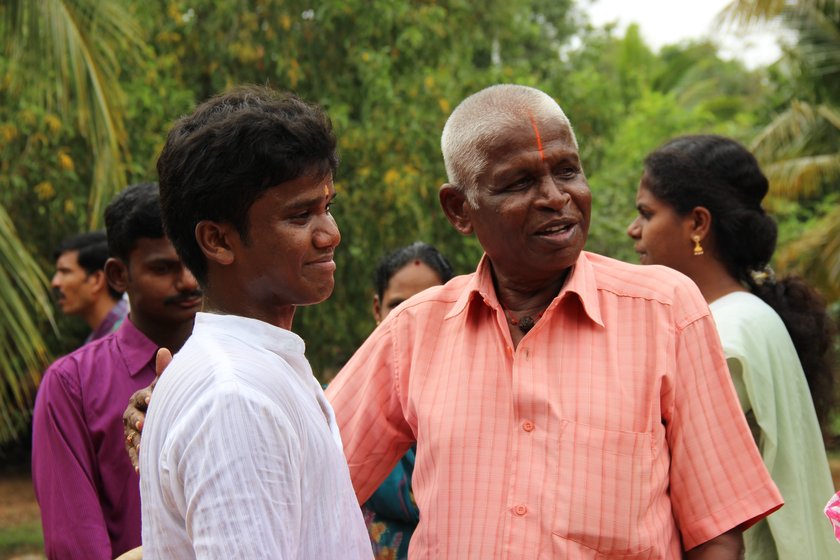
[585, 0, 784, 68]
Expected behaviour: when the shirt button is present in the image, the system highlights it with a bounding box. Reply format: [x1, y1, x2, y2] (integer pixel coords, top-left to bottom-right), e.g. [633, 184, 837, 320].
[514, 505, 527, 516]
[522, 420, 535, 432]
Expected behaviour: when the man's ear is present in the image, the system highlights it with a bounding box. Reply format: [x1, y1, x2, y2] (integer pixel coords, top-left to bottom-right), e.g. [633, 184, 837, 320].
[195, 220, 235, 266]
[439, 184, 474, 235]
[104, 258, 128, 293]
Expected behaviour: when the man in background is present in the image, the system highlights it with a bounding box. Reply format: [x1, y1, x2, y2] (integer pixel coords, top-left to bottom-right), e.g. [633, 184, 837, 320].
[33, 183, 201, 559]
[51, 231, 128, 343]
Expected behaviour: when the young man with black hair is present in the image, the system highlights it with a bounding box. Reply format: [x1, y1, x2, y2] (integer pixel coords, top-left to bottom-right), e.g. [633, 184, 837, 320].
[51, 230, 128, 343]
[32, 183, 202, 559]
[139, 86, 371, 558]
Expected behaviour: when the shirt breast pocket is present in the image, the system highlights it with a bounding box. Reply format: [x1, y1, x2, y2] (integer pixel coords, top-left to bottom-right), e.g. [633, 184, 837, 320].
[550, 420, 656, 558]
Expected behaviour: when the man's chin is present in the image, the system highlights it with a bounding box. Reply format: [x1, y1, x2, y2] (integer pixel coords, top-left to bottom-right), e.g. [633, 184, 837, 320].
[298, 286, 335, 307]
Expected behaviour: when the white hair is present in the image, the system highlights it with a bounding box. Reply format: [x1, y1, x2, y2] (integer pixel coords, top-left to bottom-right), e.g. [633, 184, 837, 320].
[441, 84, 577, 207]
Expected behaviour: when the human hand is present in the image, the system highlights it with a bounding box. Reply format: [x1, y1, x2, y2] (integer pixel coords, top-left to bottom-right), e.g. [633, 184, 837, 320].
[123, 348, 172, 472]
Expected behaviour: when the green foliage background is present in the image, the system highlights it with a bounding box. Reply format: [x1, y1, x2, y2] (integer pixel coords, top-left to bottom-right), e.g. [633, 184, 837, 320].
[1, 0, 837, 443]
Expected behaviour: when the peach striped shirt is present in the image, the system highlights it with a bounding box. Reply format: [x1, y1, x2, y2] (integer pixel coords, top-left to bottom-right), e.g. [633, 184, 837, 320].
[327, 252, 782, 559]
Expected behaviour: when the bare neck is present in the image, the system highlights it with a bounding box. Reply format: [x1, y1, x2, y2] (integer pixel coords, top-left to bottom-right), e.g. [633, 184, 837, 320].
[683, 257, 747, 304]
[202, 284, 295, 332]
[492, 266, 570, 349]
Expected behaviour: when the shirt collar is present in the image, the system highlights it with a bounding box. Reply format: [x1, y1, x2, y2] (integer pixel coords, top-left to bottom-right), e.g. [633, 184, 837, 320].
[445, 251, 604, 327]
[85, 297, 129, 343]
[114, 316, 161, 378]
[193, 312, 306, 357]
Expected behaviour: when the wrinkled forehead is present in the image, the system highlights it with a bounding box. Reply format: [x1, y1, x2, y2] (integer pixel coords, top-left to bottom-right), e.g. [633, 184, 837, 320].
[480, 111, 575, 156]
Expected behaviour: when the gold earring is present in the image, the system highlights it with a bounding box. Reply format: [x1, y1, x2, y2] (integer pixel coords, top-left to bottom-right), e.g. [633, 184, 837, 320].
[692, 235, 704, 256]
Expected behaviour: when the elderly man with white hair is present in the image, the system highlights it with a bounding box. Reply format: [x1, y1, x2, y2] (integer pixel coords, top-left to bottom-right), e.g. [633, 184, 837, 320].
[326, 84, 783, 559]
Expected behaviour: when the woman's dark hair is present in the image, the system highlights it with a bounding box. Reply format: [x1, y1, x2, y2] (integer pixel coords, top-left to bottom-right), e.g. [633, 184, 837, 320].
[643, 134, 836, 429]
[374, 242, 454, 300]
[157, 85, 338, 286]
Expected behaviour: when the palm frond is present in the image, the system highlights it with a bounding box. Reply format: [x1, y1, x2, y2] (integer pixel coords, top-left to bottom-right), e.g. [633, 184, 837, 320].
[776, 205, 840, 298]
[716, 0, 788, 28]
[789, 2, 840, 74]
[750, 100, 820, 158]
[763, 153, 840, 198]
[749, 100, 840, 198]
[4, 0, 146, 227]
[717, 0, 840, 27]
[817, 104, 840, 128]
[0, 205, 54, 444]
[0, 0, 146, 444]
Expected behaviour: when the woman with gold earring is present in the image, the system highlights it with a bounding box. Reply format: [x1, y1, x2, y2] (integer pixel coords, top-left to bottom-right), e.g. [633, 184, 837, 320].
[627, 134, 837, 559]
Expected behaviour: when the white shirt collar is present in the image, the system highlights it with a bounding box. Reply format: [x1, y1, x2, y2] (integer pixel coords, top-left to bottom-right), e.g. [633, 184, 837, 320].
[193, 311, 306, 358]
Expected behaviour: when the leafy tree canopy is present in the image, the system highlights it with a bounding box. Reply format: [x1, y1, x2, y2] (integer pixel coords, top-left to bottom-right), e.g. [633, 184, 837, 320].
[1, 0, 820, 444]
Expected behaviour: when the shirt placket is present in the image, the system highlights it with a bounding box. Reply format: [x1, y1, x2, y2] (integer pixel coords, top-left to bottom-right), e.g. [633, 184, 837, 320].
[501, 331, 547, 559]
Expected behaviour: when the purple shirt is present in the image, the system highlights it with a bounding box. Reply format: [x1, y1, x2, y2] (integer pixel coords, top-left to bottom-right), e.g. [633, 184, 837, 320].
[32, 317, 157, 559]
[85, 297, 129, 344]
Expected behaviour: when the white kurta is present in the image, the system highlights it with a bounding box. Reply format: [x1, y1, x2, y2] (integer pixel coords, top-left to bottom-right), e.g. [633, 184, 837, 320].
[140, 312, 371, 559]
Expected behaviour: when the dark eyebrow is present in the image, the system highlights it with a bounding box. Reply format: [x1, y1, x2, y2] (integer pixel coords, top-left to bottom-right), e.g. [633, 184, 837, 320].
[147, 257, 181, 266]
[288, 192, 337, 212]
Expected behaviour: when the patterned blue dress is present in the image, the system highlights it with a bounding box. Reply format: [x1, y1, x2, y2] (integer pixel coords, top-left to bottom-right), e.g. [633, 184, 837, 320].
[362, 447, 419, 560]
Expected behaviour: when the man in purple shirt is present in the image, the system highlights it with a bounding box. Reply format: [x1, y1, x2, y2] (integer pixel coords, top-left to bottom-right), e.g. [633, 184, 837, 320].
[51, 231, 129, 344]
[32, 182, 202, 559]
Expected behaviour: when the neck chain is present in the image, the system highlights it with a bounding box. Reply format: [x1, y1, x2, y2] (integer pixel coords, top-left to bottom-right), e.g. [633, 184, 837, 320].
[503, 308, 545, 334]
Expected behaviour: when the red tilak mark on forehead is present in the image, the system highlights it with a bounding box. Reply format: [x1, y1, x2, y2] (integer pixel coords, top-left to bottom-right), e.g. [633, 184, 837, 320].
[414, 259, 421, 266]
[527, 113, 545, 161]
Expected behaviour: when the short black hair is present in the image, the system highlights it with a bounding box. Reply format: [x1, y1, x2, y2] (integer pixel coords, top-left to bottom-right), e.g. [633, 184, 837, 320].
[374, 242, 454, 301]
[54, 231, 108, 273]
[53, 231, 121, 300]
[157, 85, 339, 286]
[104, 182, 165, 262]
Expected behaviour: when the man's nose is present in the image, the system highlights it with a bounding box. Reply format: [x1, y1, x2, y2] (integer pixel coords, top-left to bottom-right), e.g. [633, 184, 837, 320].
[537, 175, 570, 209]
[313, 215, 341, 249]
